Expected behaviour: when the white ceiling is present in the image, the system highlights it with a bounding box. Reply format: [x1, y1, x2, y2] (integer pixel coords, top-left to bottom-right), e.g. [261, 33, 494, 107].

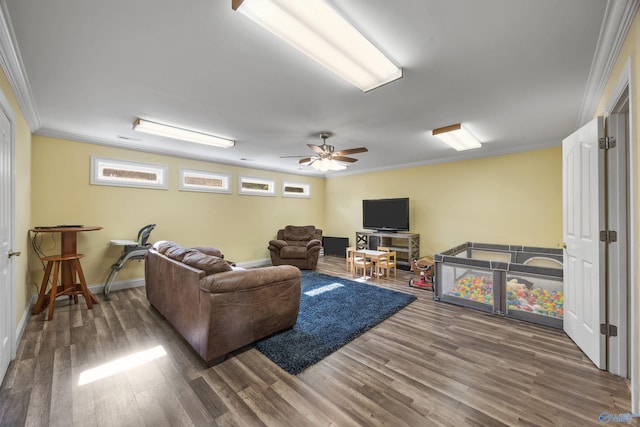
[0, 0, 625, 176]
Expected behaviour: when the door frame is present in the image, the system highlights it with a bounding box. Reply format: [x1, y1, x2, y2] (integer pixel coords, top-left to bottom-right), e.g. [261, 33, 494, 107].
[604, 57, 637, 411]
[0, 84, 16, 374]
[606, 111, 628, 376]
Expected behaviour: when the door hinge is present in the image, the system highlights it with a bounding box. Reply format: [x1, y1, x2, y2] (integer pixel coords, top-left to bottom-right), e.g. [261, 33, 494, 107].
[600, 230, 618, 243]
[601, 323, 618, 337]
[599, 136, 616, 149]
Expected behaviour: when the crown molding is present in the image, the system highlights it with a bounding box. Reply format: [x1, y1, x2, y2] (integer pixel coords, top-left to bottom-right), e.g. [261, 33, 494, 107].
[35, 127, 322, 177]
[577, 0, 640, 128]
[327, 139, 562, 178]
[0, 0, 40, 131]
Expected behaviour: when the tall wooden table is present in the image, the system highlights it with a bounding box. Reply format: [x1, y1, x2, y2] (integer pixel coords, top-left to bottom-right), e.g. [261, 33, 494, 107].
[31, 226, 102, 311]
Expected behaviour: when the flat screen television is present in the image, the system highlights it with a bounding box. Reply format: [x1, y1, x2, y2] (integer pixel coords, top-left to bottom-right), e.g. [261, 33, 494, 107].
[362, 198, 410, 232]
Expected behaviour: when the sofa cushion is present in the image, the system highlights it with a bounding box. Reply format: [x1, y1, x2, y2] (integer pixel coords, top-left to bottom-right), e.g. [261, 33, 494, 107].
[182, 251, 232, 275]
[154, 241, 230, 274]
[165, 246, 196, 262]
[154, 241, 195, 262]
[191, 246, 223, 258]
[282, 225, 316, 241]
[280, 245, 308, 259]
[154, 240, 177, 254]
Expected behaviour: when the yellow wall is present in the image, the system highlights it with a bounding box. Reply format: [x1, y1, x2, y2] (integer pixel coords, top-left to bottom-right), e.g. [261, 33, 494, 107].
[325, 146, 563, 255]
[0, 68, 32, 328]
[595, 9, 640, 411]
[28, 136, 562, 297]
[30, 136, 325, 288]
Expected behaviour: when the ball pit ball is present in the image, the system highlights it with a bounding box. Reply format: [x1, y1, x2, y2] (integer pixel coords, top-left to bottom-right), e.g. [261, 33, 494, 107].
[445, 274, 493, 305]
[446, 274, 564, 319]
[507, 286, 563, 319]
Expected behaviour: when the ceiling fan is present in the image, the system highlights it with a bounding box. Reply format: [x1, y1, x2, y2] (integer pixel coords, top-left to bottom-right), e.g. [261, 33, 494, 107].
[285, 133, 368, 171]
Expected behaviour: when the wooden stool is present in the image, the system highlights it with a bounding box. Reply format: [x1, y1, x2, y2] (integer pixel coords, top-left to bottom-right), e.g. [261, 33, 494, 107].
[33, 253, 96, 320]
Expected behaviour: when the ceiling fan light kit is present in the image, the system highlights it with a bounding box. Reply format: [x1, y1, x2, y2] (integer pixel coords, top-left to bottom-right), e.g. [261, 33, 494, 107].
[292, 132, 367, 172]
[311, 158, 347, 172]
[432, 123, 482, 151]
[231, 0, 402, 92]
[133, 119, 235, 148]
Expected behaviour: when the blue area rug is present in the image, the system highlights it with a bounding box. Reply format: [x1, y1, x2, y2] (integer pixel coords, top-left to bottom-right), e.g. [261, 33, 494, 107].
[255, 271, 416, 374]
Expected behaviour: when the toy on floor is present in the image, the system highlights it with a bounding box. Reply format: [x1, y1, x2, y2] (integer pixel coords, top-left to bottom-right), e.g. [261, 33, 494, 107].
[409, 256, 434, 290]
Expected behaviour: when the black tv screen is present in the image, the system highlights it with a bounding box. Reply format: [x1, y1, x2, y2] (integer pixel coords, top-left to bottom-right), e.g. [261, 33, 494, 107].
[362, 198, 410, 232]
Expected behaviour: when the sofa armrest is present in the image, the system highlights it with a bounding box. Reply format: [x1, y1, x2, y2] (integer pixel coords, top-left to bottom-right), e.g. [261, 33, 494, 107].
[199, 265, 300, 293]
[268, 239, 288, 250]
[306, 239, 322, 249]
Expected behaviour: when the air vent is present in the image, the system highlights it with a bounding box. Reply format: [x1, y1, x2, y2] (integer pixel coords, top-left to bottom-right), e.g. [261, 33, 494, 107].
[117, 135, 142, 141]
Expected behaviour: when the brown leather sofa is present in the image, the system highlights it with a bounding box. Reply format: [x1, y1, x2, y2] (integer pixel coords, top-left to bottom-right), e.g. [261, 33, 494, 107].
[268, 225, 323, 269]
[145, 241, 301, 366]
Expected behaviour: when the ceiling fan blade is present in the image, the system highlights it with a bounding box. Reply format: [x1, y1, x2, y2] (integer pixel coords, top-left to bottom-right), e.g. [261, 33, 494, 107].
[333, 147, 368, 156]
[298, 157, 315, 164]
[307, 144, 326, 155]
[332, 156, 358, 163]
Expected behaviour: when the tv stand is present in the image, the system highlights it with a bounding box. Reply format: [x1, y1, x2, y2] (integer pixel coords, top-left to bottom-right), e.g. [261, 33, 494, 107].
[356, 231, 419, 269]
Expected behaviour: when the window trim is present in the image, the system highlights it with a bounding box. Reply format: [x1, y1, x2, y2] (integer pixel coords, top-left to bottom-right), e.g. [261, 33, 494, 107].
[282, 181, 311, 198]
[90, 156, 168, 190]
[238, 175, 276, 196]
[179, 168, 232, 193]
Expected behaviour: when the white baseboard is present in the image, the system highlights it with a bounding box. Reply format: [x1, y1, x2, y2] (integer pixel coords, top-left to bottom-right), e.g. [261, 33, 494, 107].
[14, 303, 30, 357]
[89, 278, 145, 295]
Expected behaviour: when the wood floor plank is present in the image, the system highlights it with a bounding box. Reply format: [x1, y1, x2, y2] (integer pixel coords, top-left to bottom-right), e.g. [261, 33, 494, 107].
[133, 382, 194, 427]
[0, 357, 36, 394]
[71, 359, 98, 427]
[268, 377, 352, 427]
[14, 330, 40, 362]
[49, 346, 73, 426]
[0, 255, 633, 426]
[0, 389, 30, 427]
[329, 355, 431, 426]
[237, 383, 300, 427]
[92, 375, 145, 427]
[23, 348, 54, 427]
[189, 376, 227, 421]
[308, 362, 406, 427]
[204, 369, 267, 427]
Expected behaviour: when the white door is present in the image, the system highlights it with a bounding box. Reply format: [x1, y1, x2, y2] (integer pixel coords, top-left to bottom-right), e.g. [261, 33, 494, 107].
[0, 107, 12, 381]
[563, 116, 606, 369]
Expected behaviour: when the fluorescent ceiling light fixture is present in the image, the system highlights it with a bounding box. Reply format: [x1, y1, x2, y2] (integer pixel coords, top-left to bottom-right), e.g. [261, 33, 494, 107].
[232, 0, 402, 92]
[133, 119, 235, 148]
[432, 123, 482, 151]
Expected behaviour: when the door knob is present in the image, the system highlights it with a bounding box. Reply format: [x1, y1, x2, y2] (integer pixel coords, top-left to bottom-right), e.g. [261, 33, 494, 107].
[8, 250, 21, 258]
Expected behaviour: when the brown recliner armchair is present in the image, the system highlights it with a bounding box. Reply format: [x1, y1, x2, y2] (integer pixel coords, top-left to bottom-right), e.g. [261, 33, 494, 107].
[268, 225, 323, 270]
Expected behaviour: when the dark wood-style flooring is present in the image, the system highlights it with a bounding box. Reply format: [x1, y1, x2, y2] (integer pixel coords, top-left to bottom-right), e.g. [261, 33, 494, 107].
[0, 256, 632, 426]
